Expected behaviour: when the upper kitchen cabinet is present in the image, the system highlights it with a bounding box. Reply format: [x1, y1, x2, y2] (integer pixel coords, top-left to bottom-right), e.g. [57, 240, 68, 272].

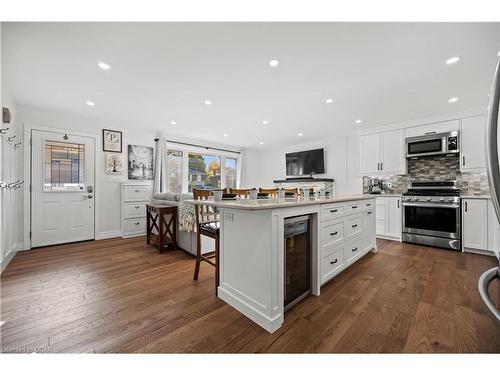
[405, 119, 459, 137]
[460, 115, 487, 171]
[359, 130, 405, 175]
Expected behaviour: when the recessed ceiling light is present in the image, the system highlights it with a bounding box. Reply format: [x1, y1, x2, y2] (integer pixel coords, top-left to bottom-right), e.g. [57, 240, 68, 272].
[297, 133, 303, 136]
[170, 121, 176, 125]
[259, 141, 264, 145]
[204, 100, 212, 105]
[97, 61, 110, 70]
[85, 100, 95, 107]
[448, 97, 459, 103]
[262, 120, 268, 125]
[355, 119, 362, 124]
[223, 133, 229, 137]
[268, 59, 279, 68]
[446, 56, 460, 65]
[325, 98, 333, 104]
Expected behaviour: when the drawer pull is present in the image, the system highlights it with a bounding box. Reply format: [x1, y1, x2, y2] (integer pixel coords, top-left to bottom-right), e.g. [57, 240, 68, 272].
[352, 224, 358, 228]
[134, 205, 140, 209]
[330, 231, 338, 236]
[367, 211, 372, 214]
[352, 205, 358, 209]
[352, 247, 358, 252]
[330, 209, 338, 213]
[366, 203, 371, 206]
[330, 259, 338, 265]
[134, 190, 140, 193]
[135, 222, 140, 225]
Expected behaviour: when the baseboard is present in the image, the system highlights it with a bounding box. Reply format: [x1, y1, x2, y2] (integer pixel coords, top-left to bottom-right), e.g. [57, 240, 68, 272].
[0, 242, 22, 273]
[376, 234, 402, 242]
[96, 230, 123, 240]
[463, 248, 496, 257]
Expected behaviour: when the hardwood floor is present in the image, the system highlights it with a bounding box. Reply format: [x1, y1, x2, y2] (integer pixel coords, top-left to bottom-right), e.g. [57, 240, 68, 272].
[1, 237, 499, 353]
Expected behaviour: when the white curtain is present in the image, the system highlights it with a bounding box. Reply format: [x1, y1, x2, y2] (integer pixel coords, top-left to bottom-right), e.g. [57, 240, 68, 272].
[153, 137, 168, 194]
[236, 151, 244, 188]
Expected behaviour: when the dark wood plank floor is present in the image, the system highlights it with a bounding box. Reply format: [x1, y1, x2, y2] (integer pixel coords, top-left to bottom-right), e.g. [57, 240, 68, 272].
[1, 237, 499, 353]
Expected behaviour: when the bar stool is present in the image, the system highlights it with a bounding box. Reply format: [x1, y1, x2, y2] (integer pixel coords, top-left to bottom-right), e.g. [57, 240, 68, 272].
[230, 188, 250, 198]
[259, 187, 278, 197]
[192, 188, 220, 295]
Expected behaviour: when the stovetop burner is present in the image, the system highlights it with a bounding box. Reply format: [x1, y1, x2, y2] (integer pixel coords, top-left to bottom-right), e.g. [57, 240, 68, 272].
[403, 180, 460, 197]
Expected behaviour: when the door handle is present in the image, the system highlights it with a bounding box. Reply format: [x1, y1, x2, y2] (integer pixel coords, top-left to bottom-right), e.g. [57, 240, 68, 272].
[380, 162, 383, 171]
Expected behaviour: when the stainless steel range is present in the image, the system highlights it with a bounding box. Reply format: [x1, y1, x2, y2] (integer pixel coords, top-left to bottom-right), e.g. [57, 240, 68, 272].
[402, 181, 461, 250]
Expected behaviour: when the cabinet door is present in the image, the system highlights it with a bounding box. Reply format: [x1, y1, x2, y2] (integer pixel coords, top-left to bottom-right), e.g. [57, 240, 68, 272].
[385, 197, 402, 239]
[359, 133, 380, 174]
[362, 210, 376, 251]
[405, 120, 460, 137]
[463, 199, 488, 250]
[461, 115, 486, 171]
[380, 130, 405, 174]
[375, 197, 386, 236]
[487, 200, 500, 254]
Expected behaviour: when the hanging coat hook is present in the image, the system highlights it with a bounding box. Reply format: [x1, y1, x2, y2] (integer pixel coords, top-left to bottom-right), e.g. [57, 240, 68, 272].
[7, 135, 16, 143]
[14, 180, 24, 189]
[0, 128, 9, 135]
[14, 142, 22, 149]
[0, 182, 7, 189]
[8, 179, 20, 188]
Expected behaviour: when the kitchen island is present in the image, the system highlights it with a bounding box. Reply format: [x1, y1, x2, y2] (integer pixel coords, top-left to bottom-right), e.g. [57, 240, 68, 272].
[187, 195, 377, 333]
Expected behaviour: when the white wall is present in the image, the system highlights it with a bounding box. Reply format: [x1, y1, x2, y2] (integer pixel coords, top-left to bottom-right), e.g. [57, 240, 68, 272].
[243, 134, 362, 196]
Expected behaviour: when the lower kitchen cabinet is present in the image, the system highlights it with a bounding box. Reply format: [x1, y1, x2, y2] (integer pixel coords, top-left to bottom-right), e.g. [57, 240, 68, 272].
[375, 196, 402, 241]
[488, 200, 500, 253]
[362, 209, 376, 251]
[462, 199, 488, 251]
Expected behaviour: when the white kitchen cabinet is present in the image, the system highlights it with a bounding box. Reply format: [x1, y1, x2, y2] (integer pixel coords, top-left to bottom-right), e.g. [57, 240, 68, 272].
[362, 209, 376, 251]
[359, 133, 380, 174]
[375, 196, 402, 241]
[405, 120, 460, 138]
[462, 199, 488, 251]
[359, 130, 405, 175]
[461, 115, 487, 171]
[487, 200, 500, 254]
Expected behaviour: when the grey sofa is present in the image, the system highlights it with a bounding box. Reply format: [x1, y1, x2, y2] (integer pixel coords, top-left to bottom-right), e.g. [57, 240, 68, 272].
[151, 192, 214, 256]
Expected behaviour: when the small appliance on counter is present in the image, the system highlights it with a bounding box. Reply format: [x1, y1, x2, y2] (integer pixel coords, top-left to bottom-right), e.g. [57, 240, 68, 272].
[367, 178, 384, 194]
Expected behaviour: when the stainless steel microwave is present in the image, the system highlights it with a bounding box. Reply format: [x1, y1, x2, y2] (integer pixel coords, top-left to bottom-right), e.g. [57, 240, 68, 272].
[405, 131, 459, 158]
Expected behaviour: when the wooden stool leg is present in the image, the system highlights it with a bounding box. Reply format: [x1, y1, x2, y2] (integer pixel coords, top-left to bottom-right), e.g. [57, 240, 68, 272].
[215, 235, 220, 296]
[193, 231, 202, 280]
[146, 210, 151, 245]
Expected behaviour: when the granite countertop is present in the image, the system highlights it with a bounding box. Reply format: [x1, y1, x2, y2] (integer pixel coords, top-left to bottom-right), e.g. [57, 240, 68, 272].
[364, 193, 402, 197]
[185, 194, 374, 211]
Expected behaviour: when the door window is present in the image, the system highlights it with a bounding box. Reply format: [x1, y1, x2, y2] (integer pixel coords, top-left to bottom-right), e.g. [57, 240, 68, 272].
[44, 141, 85, 191]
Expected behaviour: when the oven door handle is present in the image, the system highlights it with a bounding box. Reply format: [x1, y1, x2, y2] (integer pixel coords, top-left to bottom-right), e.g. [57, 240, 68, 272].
[402, 202, 460, 209]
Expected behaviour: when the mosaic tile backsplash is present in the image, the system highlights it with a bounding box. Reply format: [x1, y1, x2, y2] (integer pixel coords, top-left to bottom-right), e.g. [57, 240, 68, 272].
[362, 155, 490, 196]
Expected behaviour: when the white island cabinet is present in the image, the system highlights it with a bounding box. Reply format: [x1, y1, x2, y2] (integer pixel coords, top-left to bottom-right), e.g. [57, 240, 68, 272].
[187, 195, 376, 333]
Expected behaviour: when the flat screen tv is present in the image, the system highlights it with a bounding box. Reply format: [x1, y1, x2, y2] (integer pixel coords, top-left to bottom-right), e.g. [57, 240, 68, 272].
[286, 148, 325, 176]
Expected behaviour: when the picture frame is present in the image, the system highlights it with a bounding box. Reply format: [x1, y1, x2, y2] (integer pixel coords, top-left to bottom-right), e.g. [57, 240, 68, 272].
[128, 144, 154, 180]
[104, 153, 123, 175]
[102, 129, 122, 153]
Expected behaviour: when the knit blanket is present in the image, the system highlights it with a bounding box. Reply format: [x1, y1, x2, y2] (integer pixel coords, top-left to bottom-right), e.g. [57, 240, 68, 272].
[178, 194, 196, 232]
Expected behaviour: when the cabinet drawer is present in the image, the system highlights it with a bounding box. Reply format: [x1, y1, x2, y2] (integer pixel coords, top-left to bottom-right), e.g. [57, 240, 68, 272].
[321, 246, 344, 284]
[363, 200, 375, 211]
[124, 202, 146, 218]
[344, 237, 363, 264]
[321, 220, 344, 249]
[123, 218, 146, 236]
[123, 185, 150, 202]
[321, 203, 345, 222]
[345, 214, 362, 238]
[346, 201, 363, 214]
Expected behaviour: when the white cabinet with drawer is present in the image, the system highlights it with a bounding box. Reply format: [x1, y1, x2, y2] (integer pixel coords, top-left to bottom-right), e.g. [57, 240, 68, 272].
[405, 120, 459, 138]
[321, 220, 345, 249]
[345, 214, 362, 239]
[320, 203, 346, 222]
[320, 246, 344, 284]
[121, 182, 152, 237]
[362, 209, 376, 252]
[343, 237, 363, 264]
[375, 196, 402, 241]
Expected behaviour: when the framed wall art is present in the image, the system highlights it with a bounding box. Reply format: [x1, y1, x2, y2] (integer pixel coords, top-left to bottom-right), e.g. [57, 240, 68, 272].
[102, 129, 122, 153]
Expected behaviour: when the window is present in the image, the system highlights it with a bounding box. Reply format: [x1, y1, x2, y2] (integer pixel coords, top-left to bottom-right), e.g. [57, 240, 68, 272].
[188, 152, 221, 192]
[44, 141, 85, 191]
[224, 157, 237, 189]
[167, 149, 183, 193]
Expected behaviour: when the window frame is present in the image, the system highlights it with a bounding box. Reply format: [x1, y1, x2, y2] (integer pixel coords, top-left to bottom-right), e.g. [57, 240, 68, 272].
[166, 141, 241, 193]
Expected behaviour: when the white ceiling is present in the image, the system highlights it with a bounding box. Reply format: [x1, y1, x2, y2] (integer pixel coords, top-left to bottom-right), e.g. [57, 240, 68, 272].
[3, 22, 500, 149]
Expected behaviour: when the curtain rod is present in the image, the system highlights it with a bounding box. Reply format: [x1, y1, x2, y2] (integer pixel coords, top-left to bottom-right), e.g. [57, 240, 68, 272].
[155, 138, 241, 155]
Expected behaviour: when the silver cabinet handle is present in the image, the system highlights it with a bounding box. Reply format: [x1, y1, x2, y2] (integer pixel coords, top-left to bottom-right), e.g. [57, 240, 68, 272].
[478, 267, 500, 322]
[425, 131, 437, 135]
[486, 59, 500, 225]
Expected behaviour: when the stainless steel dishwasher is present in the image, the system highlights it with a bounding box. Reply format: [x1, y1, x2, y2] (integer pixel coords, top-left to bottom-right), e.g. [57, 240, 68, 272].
[284, 215, 311, 310]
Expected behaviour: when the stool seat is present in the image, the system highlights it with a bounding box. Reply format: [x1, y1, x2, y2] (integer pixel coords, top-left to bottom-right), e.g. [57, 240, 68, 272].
[199, 221, 220, 234]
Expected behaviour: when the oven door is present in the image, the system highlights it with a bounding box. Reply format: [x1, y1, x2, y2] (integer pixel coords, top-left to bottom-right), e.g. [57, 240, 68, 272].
[403, 202, 460, 239]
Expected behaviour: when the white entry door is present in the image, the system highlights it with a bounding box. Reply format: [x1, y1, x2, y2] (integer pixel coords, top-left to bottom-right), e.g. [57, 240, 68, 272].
[31, 130, 95, 247]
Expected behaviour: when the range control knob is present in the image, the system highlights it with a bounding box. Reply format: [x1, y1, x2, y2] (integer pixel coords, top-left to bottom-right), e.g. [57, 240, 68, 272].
[439, 197, 445, 202]
[426, 197, 432, 202]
